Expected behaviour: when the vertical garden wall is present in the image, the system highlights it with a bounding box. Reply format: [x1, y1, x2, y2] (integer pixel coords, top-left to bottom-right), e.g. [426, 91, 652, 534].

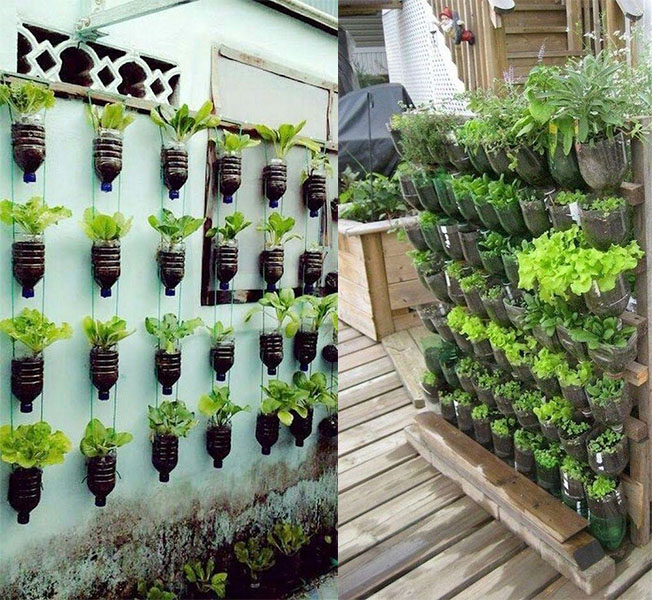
[0, 2, 338, 598]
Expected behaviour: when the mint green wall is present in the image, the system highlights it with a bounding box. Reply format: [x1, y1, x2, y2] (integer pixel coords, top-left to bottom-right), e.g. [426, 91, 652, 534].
[0, 1, 337, 593]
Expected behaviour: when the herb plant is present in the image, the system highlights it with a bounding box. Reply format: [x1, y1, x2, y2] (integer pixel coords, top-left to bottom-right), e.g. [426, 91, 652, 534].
[243, 289, 300, 337]
[586, 375, 625, 406]
[260, 379, 307, 426]
[206, 321, 234, 344]
[0, 82, 55, 115]
[217, 131, 260, 154]
[587, 428, 624, 454]
[267, 521, 310, 556]
[534, 443, 563, 469]
[560, 456, 590, 482]
[82, 316, 134, 349]
[570, 316, 635, 350]
[339, 172, 406, 223]
[148, 209, 204, 247]
[254, 121, 320, 159]
[491, 417, 517, 438]
[586, 475, 619, 500]
[257, 212, 301, 247]
[86, 102, 134, 132]
[205, 211, 251, 242]
[514, 429, 544, 451]
[82, 208, 132, 242]
[183, 558, 227, 599]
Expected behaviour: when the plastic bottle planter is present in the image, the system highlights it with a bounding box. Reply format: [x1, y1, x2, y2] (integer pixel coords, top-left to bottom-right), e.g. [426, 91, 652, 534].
[483, 295, 511, 328]
[290, 408, 313, 447]
[533, 374, 561, 400]
[432, 315, 455, 343]
[157, 243, 185, 296]
[462, 289, 487, 318]
[560, 382, 589, 411]
[86, 453, 117, 506]
[587, 388, 632, 429]
[259, 332, 283, 375]
[472, 417, 492, 449]
[576, 133, 628, 191]
[219, 154, 242, 204]
[294, 331, 318, 372]
[321, 343, 338, 363]
[584, 275, 630, 318]
[548, 201, 578, 232]
[437, 224, 465, 261]
[580, 204, 629, 251]
[513, 147, 550, 186]
[9, 467, 42, 524]
[151, 433, 179, 482]
[318, 414, 338, 438]
[556, 324, 588, 361]
[548, 144, 586, 190]
[155, 350, 182, 395]
[303, 172, 327, 217]
[484, 146, 513, 179]
[260, 247, 284, 292]
[454, 401, 474, 434]
[519, 197, 552, 238]
[502, 253, 520, 287]
[405, 222, 429, 251]
[12, 235, 45, 298]
[588, 331, 637, 375]
[588, 436, 629, 477]
[494, 203, 527, 236]
[90, 346, 119, 400]
[425, 272, 450, 303]
[514, 406, 539, 432]
[91, 241, 121, 297]
[494, 391, 515, 417]
[586, 486, 627, 550]
[561, 472, 587, 517]
[206, 424, 232, 468]
[503, 298, 527, 330]
[475, 384, 496, 408]
[210, 341, 235, 382]
[263, 159, 287, 208]
[93, 129, 123, 192]
[215, 241, 238, 291]
[514, 446, 535, 479]
[324, 271, 338, 296]
[256, 413, 280, 455]
[559, 427, 592, 462]
[161, 142, 188, 199]
[11, 356, 44, 413]
[492, 347, 511, 373]
[467, 145, 493, 175]
[538, 416, 561, 442]
[458, 230, 483, 267]
[330, 199, 338, 221]
[12, 115, 45, 183]
[535, 462, 561, 497]
[415, 181, 440, 213]
[440, 401, 457, 426]
[444, 141, 474, 173]
[300, 250, 323, 294]
[492, 432, 513, 459]
[398, 175, 421, 211]
[454, 192, 481, 225]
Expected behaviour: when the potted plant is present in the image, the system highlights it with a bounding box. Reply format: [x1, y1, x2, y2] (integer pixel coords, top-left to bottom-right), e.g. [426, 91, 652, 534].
[458, 227, 484, 268]
[257, 379, 307, 455]
[136, 580, 178, 600]
[317, 388, 338, 438]
[198, 385, 249, 468]
[410, 251, 449, 302]
[486, 177, 527, 235]
[481, 286, 511, 328]
[299, 245, 324, 294]
[82, 315, 134, 400]
[533, 396, 573, 440]
[570, 316, 637, 374]
[0, 197, 72, 298]
[148, 209, 204, 296]
[475, 371, 503, 407]
[0, 421, 71, 523]
[453, 389, 477, 434]
[493, 380, 520, 417]
[436, 220, 466, 261]
[257, 212, 301, 291]
[502, 239, 530, 287]
[478, 232, 507, 276]
[413, 169, 441, 212]
[79, 418, 133, 506]
[321, 311, 338, 365]
[547, 190, 584, 231]
[86, 102, 135, 192]
[513, 429, 544, 479]
[205, 211, 251, 291]
[438, 341, 460, 388]
[429, 303, 455, 342]
[587, 428, 629, 477]
[486, 322, 517, 370]
[450, 175, 481, 224]
[558, 361, 593, 411]
[446, 307, 473, 355]
[0, 82, 54, 182]
[244, 288, 300, 375]
[585, 476, 627, 550]
[0, 309, 72, 413]
[302, 151, 332, 217]
[534, 442, 563, 497]
[531, 348, 565, 398]
[523, 295, 561, 351]
[439, 390, 457, 426]
[560, 456, 590, 517]
[580, 196, 630, 251]
[444, 262, 469, 306]
[513, 389, 545, 431]
[503, 293, 528, 330]
[556, 306, 588, 360]
[183, 558, 228, 599]
[459, 272, 488, 318]
[503, 337, 537, 382]
[293, 371, 331, 446]
[234, 538, 275, 590]
[82, 208, 132, 297]
[150, 101, 220, 199]
[421, 371, 439, 404]
[519, 189, 551, 237]
[215, 131, 260, 204]
[206, 321, 235, 382]
[404, 219, 429, 251]
[491, 417, 517, 459]
[471, 403, 500, 449]
[147, 400, 197, 482]
[468, 175, 502, 229]
[145, 313, 203, 395]
[254, 121, 321, 208]
[422, 337, 444, 378]
[267, 521, 310, 589]
[292, 294, 337, 371]
[454, 356, 480, 394]
[586, 375, 631, 429]
[418, 211, 444, 253]
[558, 418, 593, 462]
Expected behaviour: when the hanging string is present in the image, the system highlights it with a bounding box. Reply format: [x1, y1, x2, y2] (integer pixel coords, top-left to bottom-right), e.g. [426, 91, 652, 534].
[39, 109, 49, 423]
[87, 93, 97, 422]
[8, 104, 16, 429]
[155, 127, 166, 408]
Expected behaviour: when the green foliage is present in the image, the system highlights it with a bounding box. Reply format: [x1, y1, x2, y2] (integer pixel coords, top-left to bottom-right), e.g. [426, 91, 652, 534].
[486, 176, 523, 209]
[523, 294, 562, 336]
[586, 375, 625, 407]
[558, 418, 591, 439]
[136, 580, 177, 600]
[205, 211, 251, 242]
[486, 322, 518, 350]
[531, 348, 567, 379]
[558, 361, 594, 387]
[86, 102, 134, 132]
[456, 118, 493, 153]
[502, 334, 538, 367]
[438, 341, 459, 366]
[455, 356, 483, 378]
[0, 422, 71, 468]
[267, 521, 310, 556]
[0, 308, 72, 354]
[82, 208, 132, 242]
[587, 428, 624, 454]
[422, 370, 438, 386]
[183, 558, 227, 598]
[198, 386, 249, 427]
[243, 289, 300, 337]
[513, 390, 545, 413]
[391, 107, 448, 165]
[482, 285, 503, 300]
[534, 443, 563, 469]
[479, 231, 509, 257]
[339, 172, 406, 223]
[150, 101, 220, 143]
[82, 316, 134, 349]
[148, 209, 204, 246]
[553, 191, 586, 206]
[475, 371, 503, 389]
[459, 272, 486, 293]
[439, 390, 455, 406]
[445, 261, 467, 279]
[145, 313, 203, 354]
[206, 321, 234, 344]
[460, 314, 487, 342]
[569, 316, 635, 350]
[419, 211, 442, 227]
[217, 131, 260, 154]
[260, 380, 307, 426]
[491, 417, 517, 438]
[514, 429, 544, 452]
[293, 371, 334, 409]
[0, 196, 71, 236]
[453, 389, 475, 406]
[533, 396, 573, 425]
[586, 475, 619, 500]
[494, 380, 522, 400]
[294, 293, 337, 332]
[585, 196, 625, 214]
[147, 400, 198, 438]
[560, 456, 590, 482]
[79, 419, 133, 458]
[0, 82, 55, 115]
[254, 121, 320, 159]
[257, 211, 301, 247]
[234, 538, 275, 582]
[446, 306, 469, 333]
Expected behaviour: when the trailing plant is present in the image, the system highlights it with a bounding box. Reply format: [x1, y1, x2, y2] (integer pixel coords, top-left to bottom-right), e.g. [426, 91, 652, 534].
[586, 375, 625, 407]
[260, 379, 307, 426]
[0, 308, 72, 355]
[148, 209, 204, 247]
[492, 417, 517, 438]
[147, 400, 198, 438]
[205, 211, 251, 242]
[533, 396, 574, 425]
[79, 419, 133, 458]
[587, 428, 625, 454]
[86, 102, 135, 132]
[183, 559, 227, 598]
[217, 131, 260, 154]
[267, 521, 310, 556]
[586, 475, 619, 500]
[254, 121, 320, 159]
[198, 386, 250, 427]
[150, 101, 220, 143]
[145, 314, 203, 353]
[244, 288, 300, 337]
[82, 208, 132, 242]
[82, 316, 134, 350]
[514, 429, 544, 451]
[0, 82, 55, 115]
[234, 538, 275, 583]
[0, 422, 71, 468]
[257, 212, 301, 247]
[0, 196, 71, 235]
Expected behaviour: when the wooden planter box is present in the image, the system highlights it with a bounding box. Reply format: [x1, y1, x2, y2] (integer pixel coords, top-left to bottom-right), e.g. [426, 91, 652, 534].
[339, 217, 432, 340]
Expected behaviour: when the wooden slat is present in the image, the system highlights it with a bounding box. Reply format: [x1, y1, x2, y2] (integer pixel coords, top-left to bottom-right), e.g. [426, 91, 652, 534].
[339, 371, 403, 410]
[382, 330, 427, 409]
[339, 356, 395, 390]
[338, 430, 412, 474]
[387, 279, 434, 310]
[619, 570, 652, 600]
[341, 498, 494, 600]
[621, 181, 645, 206]
[625, 361, 648, 386]
[339, 343, 387, 373]
[339, 297, 378, 340]
[339, 387, 411, 431]
[339, 327, 363, 343]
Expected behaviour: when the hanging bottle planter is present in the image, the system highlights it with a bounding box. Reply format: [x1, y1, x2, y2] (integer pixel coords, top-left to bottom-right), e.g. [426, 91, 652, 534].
[207, 321, 235, 382]
[293, 294, 337, 372]
[150, 101, 220, 199]
[302, 151, 331, 217]
[547, 143, 586, 190]
[205, 211, 252, 291]
[293, 371, 334, 446]
[145, 314, 203, 395]
[82, 316, 134, 400]
[0, 421, 71, 524]
[80, 419, 133, 507]
[289, 408, 313, 447]
[0, 197, 71, 298]
[257, 379, 307, 454]
[254, 121, 321, 209]
[585, 476, 627, 550]
[257, 212, 301, 292]
[148, 209, 204, 296]
[198, 385, 249, 468]
[148, 400, 198, 482]
[587, 428, 629, 477]
[256, 412, 280, 455]
[300, 248, 324, 293]
[324, 271, 338, 296]
[0, 309, 72, 413]
[215, 131, 260, 203]
[576, 133, 628, 191]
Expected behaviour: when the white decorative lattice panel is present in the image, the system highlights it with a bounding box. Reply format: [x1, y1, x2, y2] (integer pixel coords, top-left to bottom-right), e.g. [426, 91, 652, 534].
[382, 0, 466, 109]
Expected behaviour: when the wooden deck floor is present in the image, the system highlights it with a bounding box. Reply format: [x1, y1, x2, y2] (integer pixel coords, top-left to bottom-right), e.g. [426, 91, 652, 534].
[338, 323, 652, 600]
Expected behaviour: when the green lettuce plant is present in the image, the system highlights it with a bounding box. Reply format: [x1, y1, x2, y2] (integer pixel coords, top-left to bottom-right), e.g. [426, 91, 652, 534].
[533, 396, 573, 425]
[586, 375, 625, 407]
[514, 429, 544, 451]
[150, 101, 220, 143]
[587, 428, 624, 455]
[244, 289, 300, 337]
[206, 321, 234, 344]
[491, 417, 517, 438]
[198, 386, 250, 427]
[0, 308, 72, 355]
[0, 421, 71, 468]
[145, 313, 203, 354]
[260, 379, 307, 426]
[148, 209, 204, 248]
[86, 102, 134, 132]
[82, 316, 134, 350]
[267, 521, 310, 556]
[79, 419, 133, 458]
[569, 316, 635, 350]
[585, 196, 626, 214]
[455, 356, 483, 378]
[558, 418, 591, 439]
[586, 475, 619, 500]
[471, 403, 497, 420]
[553, 190, 586, 206]
[217, 131, 260, 154]
[82, 208, 132, 242]
[257, 212, 301, 247]
[446, 306, 469, 333]
[534, 443, 563, 469]
[476, 371, 502, 389]
[558, 361, 593, 387]
[531, 348, 567, 379]
[459, 272, 486, 293]
[183, 559, 227, 598]
[0, 196, 71, 235]
[234, 538, 275, 584]
[147, 400, 198, 438]
[560, 456, 590, 482]
[0, 82, 55, 115]
[205, 211, 251, 242]
[293, 371, 332, 407]
[513, 390, 545, 414]
[460, 315, 488, 342]
[254, 121, 320, 159]
[494, 380, 521, 400]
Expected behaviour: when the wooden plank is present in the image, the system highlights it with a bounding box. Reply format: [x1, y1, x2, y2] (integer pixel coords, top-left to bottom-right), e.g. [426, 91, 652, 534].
[339, 298, 378, 341]
[622, 310, 648, 334]
[625, 416, 649, 442]
[384, 252, 419, 284]
[340, 498, 493, 600]
[339, 371, 403, 410]
[625, 361, 648, 386]
[339, 456, 438, 524]
[362, 232, 396, 339]
[339, 476, 463, 564]
[393, 310, 421, 332]
[621, 181, 645, 206]
[339, 387, 411, 431]
[339, 356, 395, 390]
[339, 404, 417, 456]
[383, 330, 427, 409]
[339, 249, 368, 282]
[339, 327, 363, 343]
[619, 570, 652, 600]
[370, 521, 525, 600]
[388, 279, 433, 310]
[339, 216, 418, 237]
[338, 228, 365, 258]
[339, 335, 378, 357]
[381, 230, 415, 258]
[339, 343, 387, 373]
